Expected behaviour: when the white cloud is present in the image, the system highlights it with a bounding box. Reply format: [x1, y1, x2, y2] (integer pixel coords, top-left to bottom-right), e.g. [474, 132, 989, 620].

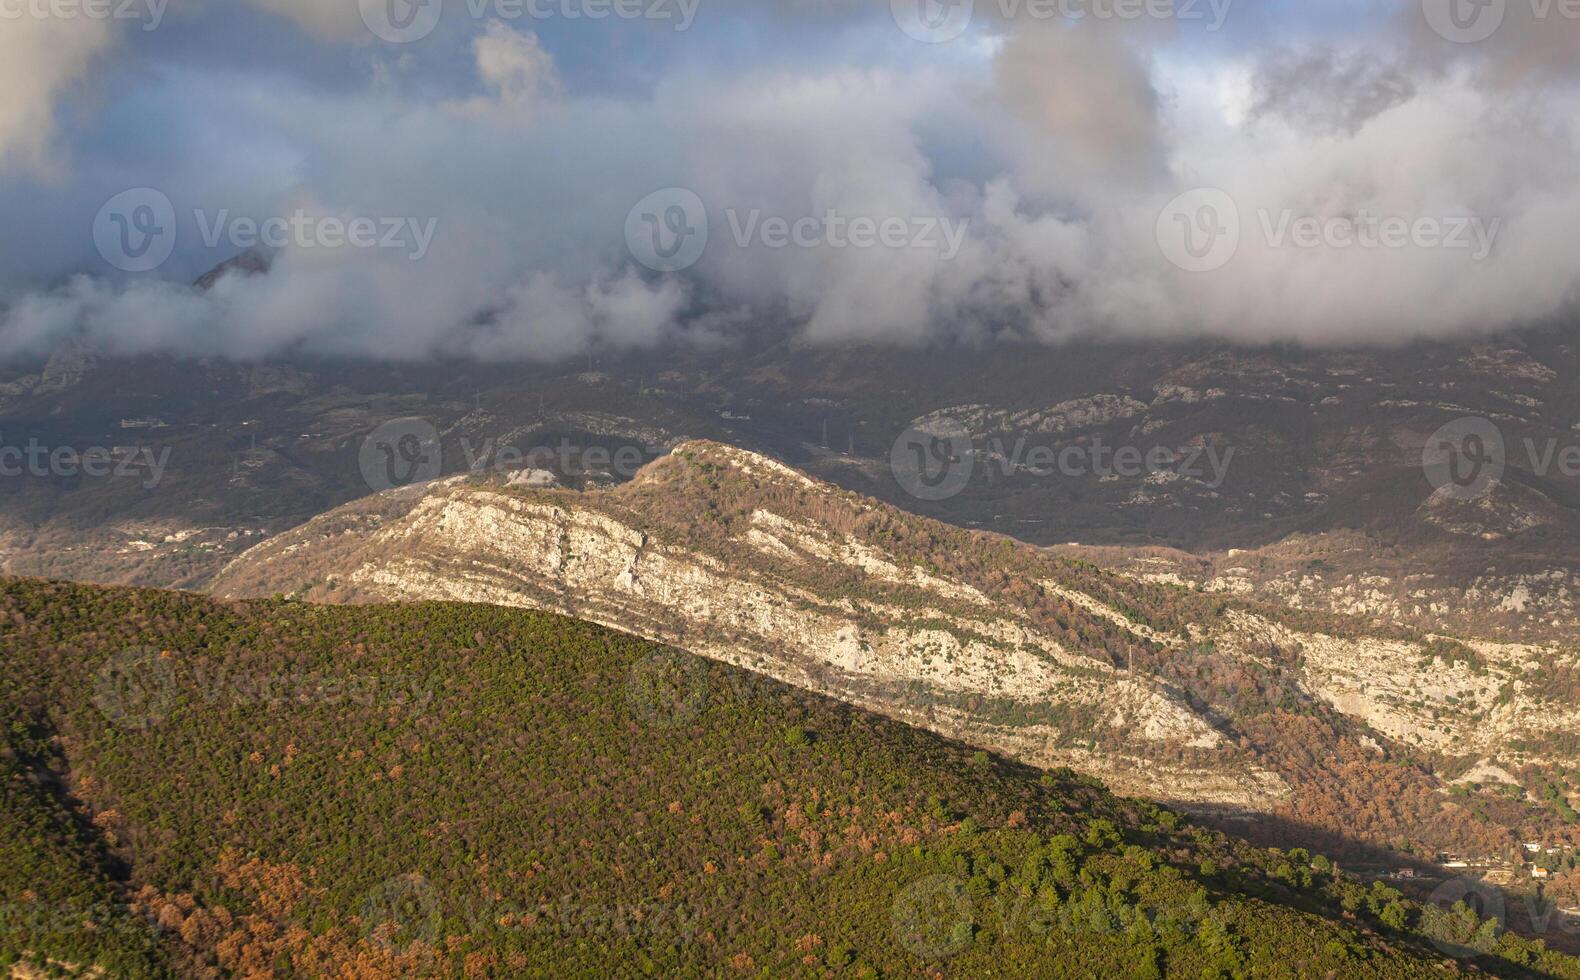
[448, 22, 561, 119]
[0, 15, 115, 178]
[991, 19, 1165, 186]
[3, 9, 1580, 361]
[239, 0, 367, 40]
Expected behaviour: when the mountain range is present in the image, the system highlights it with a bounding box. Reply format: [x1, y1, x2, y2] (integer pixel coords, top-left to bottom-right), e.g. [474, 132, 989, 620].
[8, 318, 1580, 968]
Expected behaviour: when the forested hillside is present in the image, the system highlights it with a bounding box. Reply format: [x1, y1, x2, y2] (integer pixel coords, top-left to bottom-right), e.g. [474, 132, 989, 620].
[1, 577, 1573, 977]
[213, 440, 1580, 862]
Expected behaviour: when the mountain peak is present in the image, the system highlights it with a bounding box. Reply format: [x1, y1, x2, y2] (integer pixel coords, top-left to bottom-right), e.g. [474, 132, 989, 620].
[212, 445, 1574, 862]
[638, 439, 827, 493]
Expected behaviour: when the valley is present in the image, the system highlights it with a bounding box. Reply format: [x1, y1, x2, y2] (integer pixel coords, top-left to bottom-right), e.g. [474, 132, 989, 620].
[9, 331, 1580, 968]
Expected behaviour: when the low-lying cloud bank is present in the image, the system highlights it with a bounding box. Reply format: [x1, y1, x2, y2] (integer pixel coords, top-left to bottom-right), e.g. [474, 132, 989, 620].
[1, 5, 1578, 362]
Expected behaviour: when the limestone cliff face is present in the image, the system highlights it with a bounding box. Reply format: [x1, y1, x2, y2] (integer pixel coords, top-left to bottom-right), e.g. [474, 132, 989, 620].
[214, 444, 1284, 810]
[212, 441, 1580, 840]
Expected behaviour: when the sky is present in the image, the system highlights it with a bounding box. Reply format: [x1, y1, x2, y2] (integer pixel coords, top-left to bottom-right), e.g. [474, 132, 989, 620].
[1, 0, 1578, 361]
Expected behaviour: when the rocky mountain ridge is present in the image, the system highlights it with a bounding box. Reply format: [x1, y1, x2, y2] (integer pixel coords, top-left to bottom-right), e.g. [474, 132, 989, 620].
[212, 441, 1580, 863]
